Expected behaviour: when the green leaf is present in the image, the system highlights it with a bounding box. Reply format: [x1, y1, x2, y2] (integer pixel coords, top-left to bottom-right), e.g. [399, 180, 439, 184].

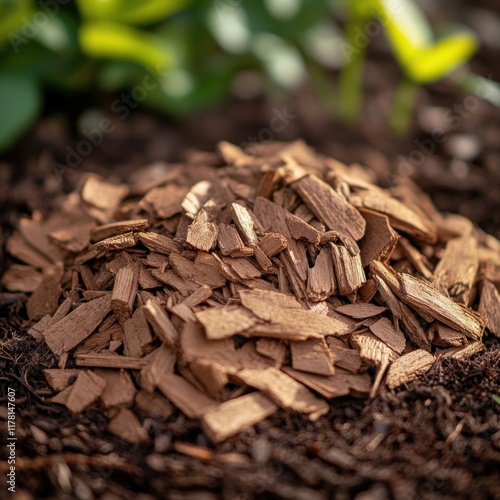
[0, 0, 34, 50]
[491, 394, 500, 405]
[76, 0, 191, 25]
[375, 0, 478, 83]
[0, 73, 41, 152]
[79, 21, 175, 71]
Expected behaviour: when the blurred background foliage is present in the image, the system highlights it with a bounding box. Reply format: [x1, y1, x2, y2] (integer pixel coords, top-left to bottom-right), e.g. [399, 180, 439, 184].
[0, 0, 499, 153]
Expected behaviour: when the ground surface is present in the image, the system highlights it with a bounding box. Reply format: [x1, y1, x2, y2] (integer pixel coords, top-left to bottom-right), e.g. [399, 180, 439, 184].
[1, 1, 500, 497]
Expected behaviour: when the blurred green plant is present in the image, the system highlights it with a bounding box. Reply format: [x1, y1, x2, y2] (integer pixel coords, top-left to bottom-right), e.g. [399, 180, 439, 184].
[0, 0, 499, 152]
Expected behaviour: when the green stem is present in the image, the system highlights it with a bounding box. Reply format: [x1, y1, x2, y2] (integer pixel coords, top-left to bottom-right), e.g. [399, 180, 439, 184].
[389, 78, 418, 136]
[337, 12, 369, 124]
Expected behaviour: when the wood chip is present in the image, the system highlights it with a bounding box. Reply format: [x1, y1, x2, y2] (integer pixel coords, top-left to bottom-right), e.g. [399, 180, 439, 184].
[143, 298, 178, 347]
[1, 264, 43, 292]
[91, 219, 149, 242]
[440, 341, 485, 359]
[231, 203, 259, 244]
[140, 345, 176, 392]
[108, 409, 148, 443]
[75, 353, 148, 370]
[202, 392, 278, 443]
[44, 294, 113, 356]
[186, 200, 220, 252]
[235, 368, 329, 420]
[385, 349, 434, 389]
[330, 243, 366, 295]
[173, 442, 214, 462]
[112, 266, 137, 324]
[135, 390, 173, 418]
[65, 370, 106, 413]
[307, 247, 336, 301]
[290, 338, 334, 376]
[26, 265, 63, 321]
[369, 318, 406, 354]
[258, 232, 287, 257]
[335, 303, 386, 319]
[97, 369, 136, 408]
[195, 305, 257, 340]
[43, 369, 80, 392]
[217, 223, 245, 256]
[478, 280, 500, 337]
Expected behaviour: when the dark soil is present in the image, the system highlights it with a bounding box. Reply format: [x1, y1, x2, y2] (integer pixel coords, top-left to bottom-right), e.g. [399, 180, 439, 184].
[1, 1, 500, 496]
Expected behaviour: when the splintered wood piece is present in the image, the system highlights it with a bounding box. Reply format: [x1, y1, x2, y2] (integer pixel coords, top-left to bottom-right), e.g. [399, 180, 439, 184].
[478, 280, 500, 337]
[182, 180, 214, 218]
[138, 232, 181, 255]
[44, 294, 113, 355]
[431, 323, 467, 347]
[156, 373, 216, 418]
[239, 289, 354, 338]
[398, 237, 433, 280]
[291, 338, 334, 376]
[371, 273, 430, 350]
[173, 441, 214, 462]
[27, 315, 51, 341]
[47, 298, 72, 328]
[135, 390, 173, 418]
[108, 409, 148, 443]
[219, 255, 262, 281]
[97, 369, 136, 408]
[255, 338, 287, 367]
[1, 264, 43, 292]
[143, 299, 178, 347]
[369, 318, 406, 354]
[18, 217, 65, 264]
[169, 252, 226, 289]
[231, 203, 259, 244]
[186, 200, 220, 252]
[195, 305, 257, 340]
[307, 247, 336, 302]
[81, 176, 128, 211]
[92, 233, 138, 254]
[112, 266, 137, 324]
[288, 172, 366, 255]
[358, 209, 399, 267]
[258, 232, 287, 258]
[140, 345, 176, 392]
[397, 273, 484, 340]
[351, 331, 399, 366]
[189, 360, 229, 399]
[43, 369, 80, 392]
[330, 244, 366, 295]
[432, 235, 478, 304]
[181, 285, 213, 309]
[74, 329, 110, 355]
[385, 349, 434, 389]
[91, 219, 149, 242]
[218, 223, 245, 256]
[65, 370, 106, 413]
[351, 187, 436, 244]
[335, 303, 386, 319]
[26, 265, 63, 321]
[282, 367, 371, 398]
[440, 341, 485, 359]
[75, 353, 148, 370]
[202, 392, 278, 443]
[329, 346, 363, 373]
[235, 368, 329, 420]
[250, 244, 274, 273]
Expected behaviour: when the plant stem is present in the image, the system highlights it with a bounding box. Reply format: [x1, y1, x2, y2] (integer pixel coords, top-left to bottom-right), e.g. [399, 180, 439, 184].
[389, 78, 418, 136]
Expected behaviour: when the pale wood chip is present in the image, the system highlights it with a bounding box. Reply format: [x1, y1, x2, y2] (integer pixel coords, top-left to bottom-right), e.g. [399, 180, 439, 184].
[202, 392, 278, 443]
[138, 232, 181, 255]
[288, 172, 366, 255]
[369, 317, 406, 354]
[97, 369, 136, 408]
[255, 338, 287, 367]
[235, 368, 329, 420]
[186, 200, 220, 252]
[440, 341, 485, 359]
[156, 374, 216, 418]
[139, 184, 188, 219]
[189, 360, 229, 399]
[291, 338, 334, 376]
[81, 176, 128, 211]
[173, 441, 214, 462]
[135, 390, 173, 418]
[231, 203, 259, 244]
[75, 353, 148, 370]
[307, 247, 336, 302]
[44, 294, 113, 355]
[431, 323, 468, 347]
[350, 331, 399, 366]
[108, 409, 148, 443]
[143, 298, 178, 347]
[65, 370, 106, 413]
[432, 235, 478, 304]
[335, 303, 386, 319]
[27, 315, 52, 341]
[385, 349, 434, 389]
[93, 233, 138, 252]
[112, 266, 137, 324]
[6, 232, 53, 269]
[329, 345, 363, 373]
[478, 280, 500, 337]
[195, 305, 257, 340]
[283, 367, 372, 398]
[330, 243, 366, 295]
[140, 345, 176, 392]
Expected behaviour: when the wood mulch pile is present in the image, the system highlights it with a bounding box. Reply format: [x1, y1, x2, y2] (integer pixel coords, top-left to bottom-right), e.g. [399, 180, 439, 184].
[2, 140, 500, 446]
